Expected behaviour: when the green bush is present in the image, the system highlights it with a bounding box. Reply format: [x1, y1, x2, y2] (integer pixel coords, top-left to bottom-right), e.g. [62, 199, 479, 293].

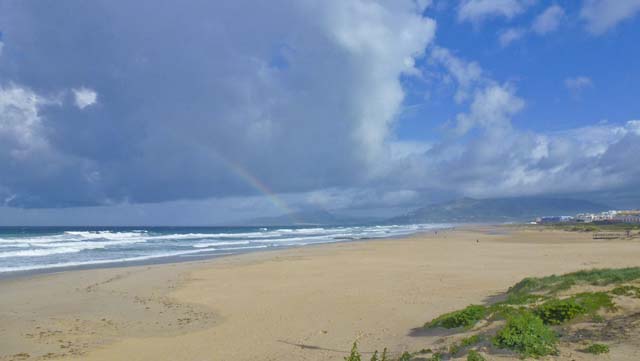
[493, 311, 558, 358]
[398, 352, 412, 361]
[466, 350, 486, 361]
[534, 298, 586, 325]
[533, 292, 614, 325]
[425, 305, 487, 329]
[584, 343, 610, 354]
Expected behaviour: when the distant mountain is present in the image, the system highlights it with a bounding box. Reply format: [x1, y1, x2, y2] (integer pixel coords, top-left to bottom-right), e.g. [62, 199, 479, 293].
[390, 197, 609, 224]
[243, 209, 378, 226]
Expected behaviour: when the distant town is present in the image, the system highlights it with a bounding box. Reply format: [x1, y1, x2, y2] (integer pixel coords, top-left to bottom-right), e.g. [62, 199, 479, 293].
[536, 210, 640, 224]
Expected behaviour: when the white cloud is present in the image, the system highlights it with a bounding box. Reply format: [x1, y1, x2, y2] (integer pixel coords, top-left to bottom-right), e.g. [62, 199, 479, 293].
[454, 83, 524, 135]
[497, 5, 564, 46]
[72, 87, 98, 109]
[628, 120, 640, 134]
[580, 0, 640, 34]
[565, 76, 594, 95]
[532, 5, 565, 34]
[414, 48, 640, 199]
[458, 0, 533, 22]
[430, 47, 483, 103]
[325, 1, 436, 168]
[424, 114, 640, 198]
[499, 27, 525, 46]
[0, 84, 50, 154]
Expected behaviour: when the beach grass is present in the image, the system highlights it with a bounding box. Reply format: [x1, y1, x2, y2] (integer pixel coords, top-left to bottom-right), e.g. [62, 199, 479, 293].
[424, 304, 487, 329]
[507, 267, 640, 296]
[583, 343, 610, 355]
[353, 267, 640, 360]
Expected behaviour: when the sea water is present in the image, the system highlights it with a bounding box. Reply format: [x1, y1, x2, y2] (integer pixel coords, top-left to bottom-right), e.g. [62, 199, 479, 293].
[0, 224, 447, 274]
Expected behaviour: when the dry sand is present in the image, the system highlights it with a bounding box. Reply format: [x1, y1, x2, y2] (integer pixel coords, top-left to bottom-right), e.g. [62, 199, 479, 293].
[1, 226, 640, 361]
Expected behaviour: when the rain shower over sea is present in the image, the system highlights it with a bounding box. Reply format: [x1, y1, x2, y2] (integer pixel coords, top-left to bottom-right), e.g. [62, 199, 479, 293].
[0, 224, 447, 274]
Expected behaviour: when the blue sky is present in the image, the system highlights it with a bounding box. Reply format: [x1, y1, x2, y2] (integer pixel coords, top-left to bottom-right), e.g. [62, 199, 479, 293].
[398, 0, 640, 140]
[0, 0, 639, 225]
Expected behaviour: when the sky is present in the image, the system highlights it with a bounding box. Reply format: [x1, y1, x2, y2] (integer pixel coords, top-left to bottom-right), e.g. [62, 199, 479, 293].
[0, 0, 639, 225]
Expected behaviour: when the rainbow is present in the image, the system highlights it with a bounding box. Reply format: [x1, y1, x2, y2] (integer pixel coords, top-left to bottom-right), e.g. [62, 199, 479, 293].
[211, 151, 299, 222]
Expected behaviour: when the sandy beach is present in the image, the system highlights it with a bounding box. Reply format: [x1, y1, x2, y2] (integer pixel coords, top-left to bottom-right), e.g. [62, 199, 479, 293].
[2, 226, 640, 361]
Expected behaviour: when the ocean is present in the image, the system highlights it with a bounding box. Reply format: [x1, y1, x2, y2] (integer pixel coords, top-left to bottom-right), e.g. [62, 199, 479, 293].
[0, 223, 447, 275]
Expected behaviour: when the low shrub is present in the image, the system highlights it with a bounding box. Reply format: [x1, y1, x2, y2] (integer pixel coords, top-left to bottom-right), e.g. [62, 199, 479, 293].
[534, 298, 585, 325]
[534, 292, 614, 325]
[398, 352, 412, 361]
[493, 311, 558, 358]
[425, 305, 487, 329]
[611, 285, 640, 298]
[466, 350, 486, 361]
[584, 343, 610, 355]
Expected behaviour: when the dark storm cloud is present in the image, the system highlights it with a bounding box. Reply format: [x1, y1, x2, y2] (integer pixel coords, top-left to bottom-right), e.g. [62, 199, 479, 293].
[0, 0, 436, 207]
[0, 0, 638, 217]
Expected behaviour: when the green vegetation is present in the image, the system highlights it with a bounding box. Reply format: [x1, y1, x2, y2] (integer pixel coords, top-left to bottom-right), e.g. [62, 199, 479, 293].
[449, 334, 482, 355]
[584, 343, 610, 355]
[504, 293, 546, 305]
[346, 343, 392, 361]
[534, 292, 613, 325]
[425, 305, 487, 329]
[508, 267, 640, 296]
[493, 312, 558, 358]
[573, 292, 616, 312]
[611, 285, 640, 298]
[466, 350, 486, 361]
[534, 298, 585, 325]
[345, 341, 361, 361]
[345, 267, 640, 360]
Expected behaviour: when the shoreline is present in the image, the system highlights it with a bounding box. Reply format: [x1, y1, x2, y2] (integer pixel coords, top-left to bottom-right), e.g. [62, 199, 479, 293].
[2, 225, 639, 361]
[0, 224, 455, 281]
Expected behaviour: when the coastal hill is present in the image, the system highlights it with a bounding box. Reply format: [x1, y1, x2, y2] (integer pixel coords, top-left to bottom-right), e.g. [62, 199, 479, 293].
[390, 196, 609, 224]
[244, 196, 609, 226]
